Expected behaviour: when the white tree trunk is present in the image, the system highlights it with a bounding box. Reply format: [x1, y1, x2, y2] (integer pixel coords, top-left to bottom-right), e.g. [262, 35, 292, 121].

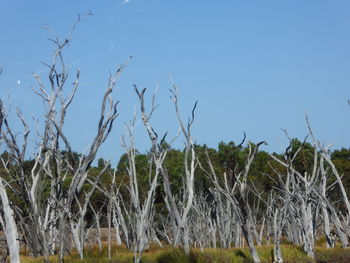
[0, 179, 20, 263]
[273, 209, 283, 263]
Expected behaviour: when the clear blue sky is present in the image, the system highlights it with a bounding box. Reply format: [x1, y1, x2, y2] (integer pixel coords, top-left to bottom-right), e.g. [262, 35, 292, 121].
[1, 1, 350, 163]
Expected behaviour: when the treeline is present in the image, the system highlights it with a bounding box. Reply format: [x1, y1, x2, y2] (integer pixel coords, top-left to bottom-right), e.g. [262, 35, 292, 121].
[72, 140, 350, 224]
[2, 140, 350, 226]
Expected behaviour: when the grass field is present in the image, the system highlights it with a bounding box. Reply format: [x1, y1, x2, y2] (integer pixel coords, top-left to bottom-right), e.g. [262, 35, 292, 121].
[18, 244, 350, 263]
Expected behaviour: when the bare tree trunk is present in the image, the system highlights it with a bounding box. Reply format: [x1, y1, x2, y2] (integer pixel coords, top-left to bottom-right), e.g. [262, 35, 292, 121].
[0, 179, 20, 263]
[257, 217, 265, 246]
[273, 208, 283, 263]
[105, 86, 169, 263]
[302, 201, 315, 259]
[158, 83, 198, 254]
[59, 212, 67, 263]
[200, 141, 265, 263]
[89, 202, 103, 251]
[242, 216, 260, 263]
[319, 157, 334, 248]
[107, 201, 112, 261]
[0, 100, 20, 263]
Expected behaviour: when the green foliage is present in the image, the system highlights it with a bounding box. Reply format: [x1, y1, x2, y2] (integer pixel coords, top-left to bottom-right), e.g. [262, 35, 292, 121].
[330, 147, 350, 204]
[331, 148, 350, 161]
[289, 138, 315, 175]
[193, 144, 218, 194]
[161, 148, 185, 196]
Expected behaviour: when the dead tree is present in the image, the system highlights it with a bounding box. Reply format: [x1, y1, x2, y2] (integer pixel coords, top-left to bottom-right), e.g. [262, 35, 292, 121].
[0, 16, 127, 262]
[271, 143, 318, 259]
[209, 187, 237, 248]
[304, 118, 349, 247]
[0, 101, 20, 263]
[110, 86, 168, 263]
[69, 164, 109, 259]
[0, 180, 20, 263]
[190, 193, 214, 250]
[160, 83, 198, 254]
[264, 191, 287, 263]
[272, 204, 287, 263]
[202, 141, 266, 263]
[32, 39, 123, 262]
[88, 201, 105, 251]
[306, 119, 349, 248]
[320, 150, 350, 236]
[95, 167, 127, 261]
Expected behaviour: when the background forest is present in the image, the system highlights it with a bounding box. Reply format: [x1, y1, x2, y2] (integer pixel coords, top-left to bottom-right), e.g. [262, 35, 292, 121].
[2, 138, 349, 227]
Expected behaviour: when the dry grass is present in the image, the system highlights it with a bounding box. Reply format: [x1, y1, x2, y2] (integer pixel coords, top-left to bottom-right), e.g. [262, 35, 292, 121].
[16, 243, 350, 263]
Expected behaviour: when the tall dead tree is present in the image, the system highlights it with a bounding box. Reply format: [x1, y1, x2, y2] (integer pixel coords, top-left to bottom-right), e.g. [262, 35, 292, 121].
[209, 187, 237, 248]
[306, 119, 349, 248]
[202, 140, 266, 263]
[0, 100, 20, 263]
[160, 83, 198, 254]
[0, 15, 127, 263]
[108, 86, 168, 263]
[271, 142, 318, 259]
[316, 155, 348, 248]
[36, 44, 125, 263]
[69, 164, 109, 259]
